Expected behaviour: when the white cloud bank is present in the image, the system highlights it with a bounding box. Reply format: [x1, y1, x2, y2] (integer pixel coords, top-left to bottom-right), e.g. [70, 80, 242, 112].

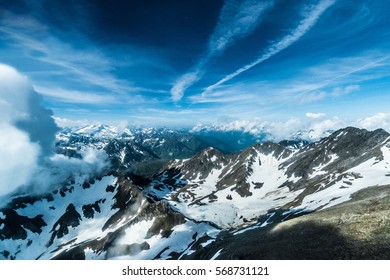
[192, 111, 390, 142]
[0, 64, 109, 199]
[30, 148, 109, 195]
[0, 123, 40, 196]
[0, 64, 47, 196]
[192, 116, 346, 142]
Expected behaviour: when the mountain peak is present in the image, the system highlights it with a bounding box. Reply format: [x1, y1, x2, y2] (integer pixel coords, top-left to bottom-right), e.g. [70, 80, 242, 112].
[331, 126, 389, 138]
[326, 127, 390, 148]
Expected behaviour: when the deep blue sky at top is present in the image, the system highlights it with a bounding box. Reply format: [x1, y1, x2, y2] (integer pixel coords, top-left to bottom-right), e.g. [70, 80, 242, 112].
[0, 0, 389, 127]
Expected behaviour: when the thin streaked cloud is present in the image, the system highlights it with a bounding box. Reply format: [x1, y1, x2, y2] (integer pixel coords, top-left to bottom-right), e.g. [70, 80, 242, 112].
[171, 0, 274, 101]
[203, 0, 336, 94]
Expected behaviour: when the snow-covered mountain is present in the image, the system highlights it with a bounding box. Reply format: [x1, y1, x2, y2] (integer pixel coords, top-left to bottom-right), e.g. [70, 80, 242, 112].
[1, 127, 390, 259]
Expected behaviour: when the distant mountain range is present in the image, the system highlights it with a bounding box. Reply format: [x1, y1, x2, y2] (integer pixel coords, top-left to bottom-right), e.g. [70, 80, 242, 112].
[55, 124, 310, 174]
[1, 126, 390, 259]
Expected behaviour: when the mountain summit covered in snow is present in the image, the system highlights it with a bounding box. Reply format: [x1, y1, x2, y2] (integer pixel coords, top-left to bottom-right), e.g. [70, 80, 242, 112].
[1, 126, 390, 260]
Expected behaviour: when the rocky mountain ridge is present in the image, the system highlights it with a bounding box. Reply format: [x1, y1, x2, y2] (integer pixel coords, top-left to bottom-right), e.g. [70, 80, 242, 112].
[146, 127, 390, 228]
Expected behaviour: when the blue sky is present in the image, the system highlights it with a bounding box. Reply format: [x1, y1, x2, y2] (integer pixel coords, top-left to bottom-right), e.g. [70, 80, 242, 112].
[1, 0, 390, 129]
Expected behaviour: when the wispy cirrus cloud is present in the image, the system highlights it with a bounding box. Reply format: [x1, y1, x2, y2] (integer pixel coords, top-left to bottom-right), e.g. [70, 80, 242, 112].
[171, 0, 274, 101]
[0, 22, 127, 93]
[298, 84, 361, 104]
[192, 49, 390, 110]
[0, 11, 155, 104]
[305, 53, 390, 85]
[34, 86, 121, 105]
[171, 71, 201, 102]
[203, 0, 335, 94]
[207, 0, 274, 56]
[290, 52, 390, 103]
[189, 86, 258, 104]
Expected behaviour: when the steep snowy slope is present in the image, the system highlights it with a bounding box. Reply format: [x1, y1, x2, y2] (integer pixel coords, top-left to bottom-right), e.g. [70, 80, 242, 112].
[0, 173, 218, 260]
[148, 144, 302, 228]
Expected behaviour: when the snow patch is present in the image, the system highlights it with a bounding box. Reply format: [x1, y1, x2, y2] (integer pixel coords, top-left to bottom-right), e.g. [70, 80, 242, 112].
[200, 239, 216, 248]
[210, 249, 223, 260]
[84, 247, 104, 260]
[309, 153, 339, 179]
[118, 219, 155, 245]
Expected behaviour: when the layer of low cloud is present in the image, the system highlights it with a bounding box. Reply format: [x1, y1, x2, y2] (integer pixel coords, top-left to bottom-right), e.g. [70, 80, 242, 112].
[0, 65, 59, 157]
[53, 117, 95, 128]
[192, 111, 390, 142]
[192, 115, 346, 142]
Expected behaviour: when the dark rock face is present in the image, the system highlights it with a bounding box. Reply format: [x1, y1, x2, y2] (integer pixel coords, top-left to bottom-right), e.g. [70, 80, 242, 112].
[104, 139, 160, 168]
[82, 200, 103, 219]
[0, 209, 46, 240]
[278, 139, 310, 150]
[131, 129, 208, 159]
[143, 202, 186, 239]
[102, 176, 144, 231]
[48, 204, 81, 246]
[5, 194, 54, 209]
